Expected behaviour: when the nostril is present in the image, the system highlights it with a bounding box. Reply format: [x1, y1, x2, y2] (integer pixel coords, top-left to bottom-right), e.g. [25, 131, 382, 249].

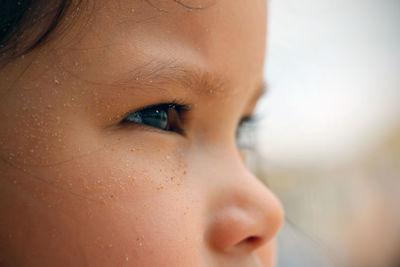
[245, 236, 260, 244]
[238, 235, 263, 248]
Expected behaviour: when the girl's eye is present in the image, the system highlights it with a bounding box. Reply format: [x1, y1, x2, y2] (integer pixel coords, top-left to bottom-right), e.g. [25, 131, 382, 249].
[236, 116, 258, 150]
[121, 103, 188, 133]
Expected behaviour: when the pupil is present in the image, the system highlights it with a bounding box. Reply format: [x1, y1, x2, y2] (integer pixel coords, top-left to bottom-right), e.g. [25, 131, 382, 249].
[140, 107, 168, 130]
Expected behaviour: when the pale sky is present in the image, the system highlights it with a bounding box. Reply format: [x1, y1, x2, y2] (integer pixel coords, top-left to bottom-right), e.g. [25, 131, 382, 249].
[259, 0, 400, 168]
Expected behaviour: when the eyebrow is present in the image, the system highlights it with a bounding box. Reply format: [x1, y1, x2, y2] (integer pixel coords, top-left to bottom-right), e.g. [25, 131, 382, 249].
[113, 60, 266, 101]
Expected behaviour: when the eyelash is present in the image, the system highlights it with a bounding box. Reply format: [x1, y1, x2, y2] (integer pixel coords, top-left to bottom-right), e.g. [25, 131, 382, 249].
[121, 102, 258, 149]
[236, 116, 258, 150]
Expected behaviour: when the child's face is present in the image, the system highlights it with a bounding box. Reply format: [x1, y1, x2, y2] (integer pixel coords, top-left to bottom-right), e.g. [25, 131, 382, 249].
[0, 0, 283, 266]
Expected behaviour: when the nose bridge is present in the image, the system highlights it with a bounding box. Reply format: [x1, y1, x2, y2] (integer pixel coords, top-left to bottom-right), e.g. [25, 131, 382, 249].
[199, 147, 284, 253]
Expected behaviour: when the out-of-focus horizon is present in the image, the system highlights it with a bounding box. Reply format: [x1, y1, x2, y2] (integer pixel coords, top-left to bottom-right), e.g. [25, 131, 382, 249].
[257, 0, 400, 266]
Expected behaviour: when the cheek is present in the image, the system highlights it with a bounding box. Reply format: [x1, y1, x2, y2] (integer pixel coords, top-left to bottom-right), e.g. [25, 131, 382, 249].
[68, 149, 202, 266]
[3, 132, 203, 266]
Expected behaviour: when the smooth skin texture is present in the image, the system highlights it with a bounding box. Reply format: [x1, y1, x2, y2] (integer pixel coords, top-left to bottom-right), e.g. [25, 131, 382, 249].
[0, 0, 283, 266]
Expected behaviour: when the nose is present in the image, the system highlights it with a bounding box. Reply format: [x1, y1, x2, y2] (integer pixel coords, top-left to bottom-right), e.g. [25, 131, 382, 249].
[204, 153, 284, 254]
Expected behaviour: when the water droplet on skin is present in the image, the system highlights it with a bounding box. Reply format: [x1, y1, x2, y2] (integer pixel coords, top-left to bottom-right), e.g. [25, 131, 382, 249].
[54, 79, 60, 85]
[126, 256, 129, 262]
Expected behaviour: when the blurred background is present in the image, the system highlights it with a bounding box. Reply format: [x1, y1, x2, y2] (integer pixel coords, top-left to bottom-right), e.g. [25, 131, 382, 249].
[255, 0, 400, 266]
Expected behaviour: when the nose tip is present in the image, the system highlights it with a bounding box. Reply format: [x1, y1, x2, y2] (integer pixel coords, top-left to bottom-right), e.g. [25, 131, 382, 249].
[206, 175, 284, 253]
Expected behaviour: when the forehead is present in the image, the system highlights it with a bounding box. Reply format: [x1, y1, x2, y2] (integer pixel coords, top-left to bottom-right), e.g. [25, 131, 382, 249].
[53, 0, 267, 90]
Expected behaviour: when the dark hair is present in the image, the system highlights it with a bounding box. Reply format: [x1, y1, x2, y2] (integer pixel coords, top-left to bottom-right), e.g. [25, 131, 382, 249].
[0, 0, 71, 65]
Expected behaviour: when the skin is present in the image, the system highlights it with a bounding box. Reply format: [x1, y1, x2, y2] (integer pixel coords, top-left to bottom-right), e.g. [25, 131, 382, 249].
[0, 0, 283, 266]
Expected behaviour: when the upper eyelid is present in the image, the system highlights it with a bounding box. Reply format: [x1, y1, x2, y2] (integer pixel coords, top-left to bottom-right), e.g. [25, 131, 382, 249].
[111, 60, 266, 107]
